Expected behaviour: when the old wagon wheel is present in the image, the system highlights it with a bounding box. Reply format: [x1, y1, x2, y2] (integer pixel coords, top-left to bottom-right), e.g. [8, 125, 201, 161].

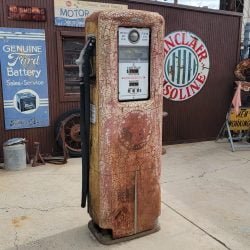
[55, 109, 81, 157]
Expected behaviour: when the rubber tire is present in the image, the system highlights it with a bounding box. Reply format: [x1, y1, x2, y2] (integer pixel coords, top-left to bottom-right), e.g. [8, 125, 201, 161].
[55, 109, 81, 157]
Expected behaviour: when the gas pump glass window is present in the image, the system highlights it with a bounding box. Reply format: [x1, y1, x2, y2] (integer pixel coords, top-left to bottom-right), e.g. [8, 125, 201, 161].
[118, 27, 150, 101]
[63, 37, 85, 94]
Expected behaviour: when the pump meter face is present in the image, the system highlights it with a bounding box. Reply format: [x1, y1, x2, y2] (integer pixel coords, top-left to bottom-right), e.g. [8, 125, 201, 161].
[118, 27, 150, 101]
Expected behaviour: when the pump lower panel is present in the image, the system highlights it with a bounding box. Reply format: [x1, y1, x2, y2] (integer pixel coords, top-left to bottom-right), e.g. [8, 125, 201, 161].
[88, 220, 160, 245]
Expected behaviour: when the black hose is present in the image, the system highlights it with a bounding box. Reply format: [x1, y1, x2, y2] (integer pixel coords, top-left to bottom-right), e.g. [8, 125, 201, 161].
[80, 37, 96, 208]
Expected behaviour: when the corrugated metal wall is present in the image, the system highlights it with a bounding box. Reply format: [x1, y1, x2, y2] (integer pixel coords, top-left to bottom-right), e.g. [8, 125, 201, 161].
[159, 5, 242, 144]
[110, 0, 242, 144]
[0, 0, 242, 160]
[0, 0, 82, 159]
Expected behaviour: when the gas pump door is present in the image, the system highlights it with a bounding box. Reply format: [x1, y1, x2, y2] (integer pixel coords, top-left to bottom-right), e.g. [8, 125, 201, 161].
[118, 27, 150, 101]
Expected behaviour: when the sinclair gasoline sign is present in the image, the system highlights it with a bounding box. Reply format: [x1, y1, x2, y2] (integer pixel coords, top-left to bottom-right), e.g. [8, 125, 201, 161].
[163, 31, 210, 101]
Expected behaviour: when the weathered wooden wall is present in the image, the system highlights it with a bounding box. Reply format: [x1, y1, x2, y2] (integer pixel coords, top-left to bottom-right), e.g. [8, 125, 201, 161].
[0, 0, 242, 160]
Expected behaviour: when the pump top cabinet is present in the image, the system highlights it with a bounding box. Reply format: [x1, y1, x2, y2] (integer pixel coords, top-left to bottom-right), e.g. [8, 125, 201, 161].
[82, 9, 165, 241]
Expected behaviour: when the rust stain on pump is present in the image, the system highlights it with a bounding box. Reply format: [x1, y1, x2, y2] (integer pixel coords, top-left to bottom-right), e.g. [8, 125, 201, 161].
[118, 111, 152, 151]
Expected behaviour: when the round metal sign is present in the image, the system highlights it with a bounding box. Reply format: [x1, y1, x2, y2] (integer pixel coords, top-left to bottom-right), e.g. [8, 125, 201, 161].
[163, 31, 210, 101]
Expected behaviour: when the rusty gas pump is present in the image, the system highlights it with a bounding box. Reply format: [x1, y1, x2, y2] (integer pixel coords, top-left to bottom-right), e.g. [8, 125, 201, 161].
[76, 9, 165, 244]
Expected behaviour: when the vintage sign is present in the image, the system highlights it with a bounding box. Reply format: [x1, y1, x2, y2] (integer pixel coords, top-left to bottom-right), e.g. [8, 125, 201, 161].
[229, 108, 250, 131]
[0, 28, 49, 130]
[8, 5, 46, 22]
[54, 0, 128, 27]
[163, 31, 210, 101]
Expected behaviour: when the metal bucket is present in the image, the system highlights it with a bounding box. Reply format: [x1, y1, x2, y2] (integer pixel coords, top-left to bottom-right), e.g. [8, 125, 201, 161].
[3, 144, 26, 171]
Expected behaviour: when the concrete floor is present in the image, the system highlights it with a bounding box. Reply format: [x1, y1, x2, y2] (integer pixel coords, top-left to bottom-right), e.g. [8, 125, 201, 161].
[0, 141, 250, 250]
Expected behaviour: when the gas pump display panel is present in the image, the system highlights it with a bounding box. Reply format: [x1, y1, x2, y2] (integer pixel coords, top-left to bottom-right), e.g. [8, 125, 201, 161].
[118, 27, 150, 101]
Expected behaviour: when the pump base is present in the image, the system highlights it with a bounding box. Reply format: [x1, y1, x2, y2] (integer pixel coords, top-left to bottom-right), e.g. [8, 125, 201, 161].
[88, 220, 160, 245]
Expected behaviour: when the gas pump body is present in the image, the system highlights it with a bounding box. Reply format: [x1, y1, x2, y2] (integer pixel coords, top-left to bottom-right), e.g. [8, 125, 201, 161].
[85, 10, 165, 239]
